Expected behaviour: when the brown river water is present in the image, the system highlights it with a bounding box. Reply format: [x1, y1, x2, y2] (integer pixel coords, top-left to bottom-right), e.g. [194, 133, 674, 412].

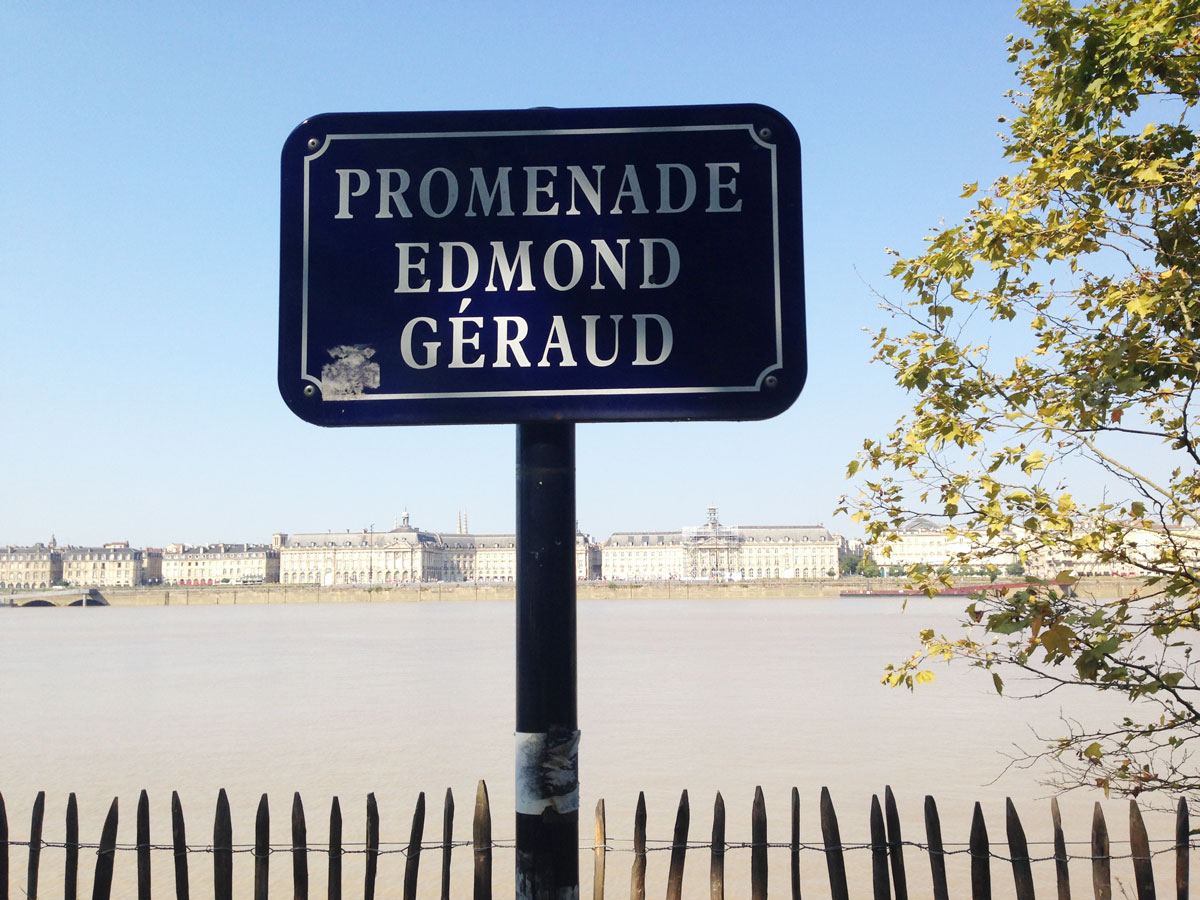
[0, 597, 1184, 898]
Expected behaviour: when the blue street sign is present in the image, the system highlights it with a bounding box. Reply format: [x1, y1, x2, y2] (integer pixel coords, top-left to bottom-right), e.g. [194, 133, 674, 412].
[278, 104, 804, 426]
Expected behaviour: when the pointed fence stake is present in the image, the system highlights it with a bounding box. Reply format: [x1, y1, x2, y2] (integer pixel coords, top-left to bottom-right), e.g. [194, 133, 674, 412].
[473, 782, 492, 900]
[870, 795, 890, 900]
[1005, 799, 1035, 900]
[593, 800, 606, 900]
[1175, 798, 1189, 900]
[402, 792, 425, 900]
[667, 791, 690, 900]
[91, 798, 119, 900]
[293, 792, 309, 900]
[884, 787, 908, 900]
[790, 788, 801, 900]
[1091, 802, 1111, 900]
[751, 787, 767, 900]
[170, 792, 190, 900]
[442, 788, 455, 900]
[969, 802, 991, 900]
[710, 793, 725, 900]
[819, 787, 849, 900]
[254, 794, 269, 900]
[924, 796, 949, 900]
[630, 793, 646, 900]
[1129, 800, 1156, 900]
[1050, 798, 1070, 900]
[364, 793, 379, 900]
[213, 789, 232, 900]
[136, 790, 151, 900]
[328, 798, 342, 900]
[27, 790, 45, 900]
[65, 793, 79, 900]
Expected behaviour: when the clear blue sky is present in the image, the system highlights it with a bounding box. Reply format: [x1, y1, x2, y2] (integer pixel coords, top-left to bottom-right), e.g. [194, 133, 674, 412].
[2, 2, 1023, 547]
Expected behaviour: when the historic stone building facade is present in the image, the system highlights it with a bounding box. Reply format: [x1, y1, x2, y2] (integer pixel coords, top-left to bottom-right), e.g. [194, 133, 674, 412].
[869, 516, 1196, 576]
[275, 515, 441, 585]
[162, 543, 280, 585]
[602, 531, 686, 581]
[602, 508, 840, 581]
[876, 517, 1018, 574]
[275, 513, 599, 585]
[0, 542, 63, 590]
[60, 542, 144, 587]
[735, 524, 840, 580]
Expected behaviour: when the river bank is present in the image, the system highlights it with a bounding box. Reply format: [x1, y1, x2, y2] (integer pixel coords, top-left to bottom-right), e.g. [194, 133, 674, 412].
[73, 576, 1142, 606]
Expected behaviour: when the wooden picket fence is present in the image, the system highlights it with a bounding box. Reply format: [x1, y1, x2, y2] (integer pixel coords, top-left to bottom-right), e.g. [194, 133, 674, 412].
[0, 784, 1191, 900]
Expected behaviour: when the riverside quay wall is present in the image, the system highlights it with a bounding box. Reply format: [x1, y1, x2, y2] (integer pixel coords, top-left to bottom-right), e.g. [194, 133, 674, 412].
[89, 582, 843, 606]
[75, 577, 1142, 606]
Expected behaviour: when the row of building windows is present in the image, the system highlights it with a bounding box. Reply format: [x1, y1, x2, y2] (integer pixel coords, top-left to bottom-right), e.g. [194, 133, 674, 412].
[5, 511, 850, 590]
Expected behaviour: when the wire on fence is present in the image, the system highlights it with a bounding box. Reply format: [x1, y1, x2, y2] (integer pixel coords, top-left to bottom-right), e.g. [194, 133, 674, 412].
[5, 836, 1197, 864]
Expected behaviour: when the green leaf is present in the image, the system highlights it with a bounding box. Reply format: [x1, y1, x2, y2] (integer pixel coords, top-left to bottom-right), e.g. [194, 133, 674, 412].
[1041, 624, 1076, 657]
[990, 617, 1028, 635]
[992, 672, 1004, 695]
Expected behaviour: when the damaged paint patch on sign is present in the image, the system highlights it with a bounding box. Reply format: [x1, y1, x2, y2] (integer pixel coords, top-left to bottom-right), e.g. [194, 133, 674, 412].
[515, 729, 580, 816]
[321, 345, 381, 398]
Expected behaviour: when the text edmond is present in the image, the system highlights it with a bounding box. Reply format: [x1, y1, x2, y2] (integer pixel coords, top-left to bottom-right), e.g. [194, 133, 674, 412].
[331, 161, 745, 220]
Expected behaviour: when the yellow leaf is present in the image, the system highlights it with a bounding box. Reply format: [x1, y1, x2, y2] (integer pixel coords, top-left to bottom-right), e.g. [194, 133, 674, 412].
[1126, 295, 1154, 316]
[1134, 160, 1166, 183]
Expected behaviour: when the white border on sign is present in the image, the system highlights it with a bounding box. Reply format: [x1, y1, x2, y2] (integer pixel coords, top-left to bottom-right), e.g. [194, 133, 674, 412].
[297, 123, 785, 400]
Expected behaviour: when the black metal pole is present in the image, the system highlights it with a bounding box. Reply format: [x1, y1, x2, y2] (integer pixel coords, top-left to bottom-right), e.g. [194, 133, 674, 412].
[515, 422, 579, 900]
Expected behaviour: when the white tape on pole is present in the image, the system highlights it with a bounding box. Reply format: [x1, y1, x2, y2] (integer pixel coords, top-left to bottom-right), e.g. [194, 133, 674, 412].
[515, 730, 581, 816]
